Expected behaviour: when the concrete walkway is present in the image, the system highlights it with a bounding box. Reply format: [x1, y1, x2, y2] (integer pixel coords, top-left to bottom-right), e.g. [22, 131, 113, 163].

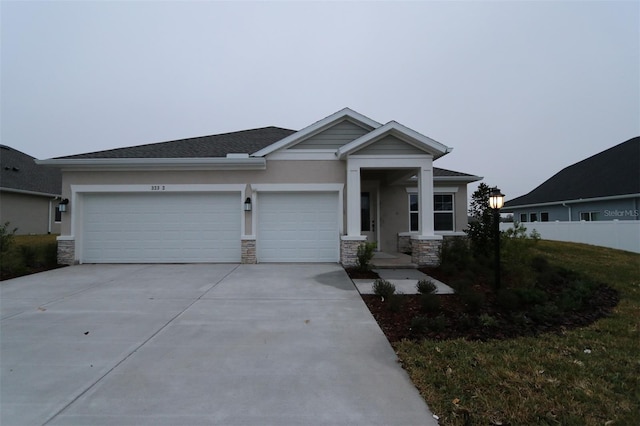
[353, 268, 455, 295]
[0, 264, 438, 426]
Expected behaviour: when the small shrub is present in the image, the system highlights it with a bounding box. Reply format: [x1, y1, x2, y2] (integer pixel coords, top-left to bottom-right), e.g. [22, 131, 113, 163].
[372, 279, 395, 299]
[410, 316, 430, 334]
[456, 312, 474, 328]
[420, 293, 441, 313]
[42, 242, 58, 267]
[426, 315, 447, 332]
[530, 303, 561, 323]
[20, 245, 38, 268]
[514, 287, 548, 306]
[479, 313, 498, 328]
[387, 293, 404, 312]
[459, 290, 486, 313]
[356, 242, 376, 272]
[416, 279, 437, 295]
[0, 221, 17, 254]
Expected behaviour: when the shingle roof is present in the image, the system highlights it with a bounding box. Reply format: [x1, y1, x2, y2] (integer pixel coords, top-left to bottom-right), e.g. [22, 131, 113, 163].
[1, 145, 62, 195]
[56, 127, 297, 159]
[505, 137, 640, 207]
[433, 167, 480, 179]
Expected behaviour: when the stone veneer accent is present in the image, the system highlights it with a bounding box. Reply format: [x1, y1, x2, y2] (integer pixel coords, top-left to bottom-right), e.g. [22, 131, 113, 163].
[397, 235, 412, 253]
[410, 237, 443, 267]
[57, 239, 75, 265]
[241, 239, 257, 264]
[340, 237, 367, 267]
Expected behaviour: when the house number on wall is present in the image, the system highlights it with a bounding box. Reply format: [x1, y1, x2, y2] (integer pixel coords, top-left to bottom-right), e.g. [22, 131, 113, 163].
[151, 185, 166, 191]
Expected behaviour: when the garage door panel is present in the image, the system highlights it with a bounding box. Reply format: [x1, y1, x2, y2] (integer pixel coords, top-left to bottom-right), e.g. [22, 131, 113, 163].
[82, 192, 241, 263]
[257, 192, 339, 262]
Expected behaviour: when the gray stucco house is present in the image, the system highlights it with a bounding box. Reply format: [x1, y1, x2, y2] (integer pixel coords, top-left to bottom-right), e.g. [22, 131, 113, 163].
[38, 108, 481, 266]
[503, 137, 639, 223]
[0, 145, 62, 235]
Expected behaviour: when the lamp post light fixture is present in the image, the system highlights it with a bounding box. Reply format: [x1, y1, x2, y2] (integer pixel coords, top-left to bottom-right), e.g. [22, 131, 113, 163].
[489, 188, 505, 290]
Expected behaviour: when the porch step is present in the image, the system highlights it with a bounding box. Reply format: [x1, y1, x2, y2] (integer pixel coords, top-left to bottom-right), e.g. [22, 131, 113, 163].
[371, 252, 417, 269]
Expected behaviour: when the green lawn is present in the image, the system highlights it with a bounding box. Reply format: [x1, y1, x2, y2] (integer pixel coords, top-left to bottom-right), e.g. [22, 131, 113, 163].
[395, 241, 640, 425]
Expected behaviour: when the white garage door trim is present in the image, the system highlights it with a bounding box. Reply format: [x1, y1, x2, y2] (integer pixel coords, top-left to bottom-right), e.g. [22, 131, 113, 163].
[72, 184, 245, 264]
[254, 186, 342, 263]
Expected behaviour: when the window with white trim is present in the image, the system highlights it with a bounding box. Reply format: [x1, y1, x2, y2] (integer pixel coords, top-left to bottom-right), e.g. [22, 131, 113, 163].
[530, 212, 538, 222]
[580, 211, 599, 221]
[540, 212, 549, 222]
[409, 194, 419, 231]
[519, 213, 527, 222]
[408, 193, 455, 232]
[434, 194, 454, 231]
[54, 206, 62, 223]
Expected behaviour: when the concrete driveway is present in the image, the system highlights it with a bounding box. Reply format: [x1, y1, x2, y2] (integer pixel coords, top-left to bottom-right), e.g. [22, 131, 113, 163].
[1, 264, 438, 426]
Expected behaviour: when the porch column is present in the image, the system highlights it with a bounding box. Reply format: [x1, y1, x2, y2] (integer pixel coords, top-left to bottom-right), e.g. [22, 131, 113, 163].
[346, 163, 361, 236]
[417, 163, 436, 236]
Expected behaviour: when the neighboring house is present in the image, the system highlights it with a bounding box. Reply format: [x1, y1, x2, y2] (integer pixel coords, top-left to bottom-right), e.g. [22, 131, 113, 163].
[503, 137, 639, 222]
[0, 145, 62, 235]
[37, 108, 481, 266]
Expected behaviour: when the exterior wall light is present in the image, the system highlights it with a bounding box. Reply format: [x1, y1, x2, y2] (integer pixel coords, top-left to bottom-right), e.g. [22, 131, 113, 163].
[244, 197, 252, 211]
[58, 198, 69, 213]
[489, 187, 504, 290]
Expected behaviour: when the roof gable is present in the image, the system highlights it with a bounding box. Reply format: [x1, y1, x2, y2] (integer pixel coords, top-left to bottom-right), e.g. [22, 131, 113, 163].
[336, 121, 451, 159]
[251, 108, 381, 157]
[293, 119, 370, 150]
[0, 145, 61, 195]
[505, 137, 640, 207]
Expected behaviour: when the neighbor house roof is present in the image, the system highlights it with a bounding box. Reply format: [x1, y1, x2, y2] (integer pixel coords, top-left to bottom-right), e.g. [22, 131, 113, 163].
[55, 127, 296, 159]
[504, 137, 640, 208]
[0, 145, 62, 196]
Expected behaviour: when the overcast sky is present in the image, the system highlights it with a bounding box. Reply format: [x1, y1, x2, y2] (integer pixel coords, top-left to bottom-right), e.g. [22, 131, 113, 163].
[2, 0, 638, 200]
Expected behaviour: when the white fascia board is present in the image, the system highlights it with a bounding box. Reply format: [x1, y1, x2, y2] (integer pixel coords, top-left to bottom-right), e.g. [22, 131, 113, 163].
[503, 193, 640, 210]
[36, 157, 266, 170]
[251, 107, 382, 157]
[336, 121, 452, 159]
[406, 186, 460, 193]
[0, 187, 61, 198]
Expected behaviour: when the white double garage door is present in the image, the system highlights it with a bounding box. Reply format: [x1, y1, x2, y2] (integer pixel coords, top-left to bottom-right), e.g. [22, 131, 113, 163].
[81, 191, 340, 263]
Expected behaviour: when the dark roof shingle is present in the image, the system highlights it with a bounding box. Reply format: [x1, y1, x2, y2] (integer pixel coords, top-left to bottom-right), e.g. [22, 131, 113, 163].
[55, 127, 296, 159]
[1, 145, 62, 195]
[505, 137, 640, 207]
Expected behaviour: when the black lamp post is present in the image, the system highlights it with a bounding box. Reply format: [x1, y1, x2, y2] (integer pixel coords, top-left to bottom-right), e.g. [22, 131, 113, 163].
[488, 188, 505, 290]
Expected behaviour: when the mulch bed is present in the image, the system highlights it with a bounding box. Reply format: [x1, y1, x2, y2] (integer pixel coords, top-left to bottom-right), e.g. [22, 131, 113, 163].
[360, 275, 619, 342]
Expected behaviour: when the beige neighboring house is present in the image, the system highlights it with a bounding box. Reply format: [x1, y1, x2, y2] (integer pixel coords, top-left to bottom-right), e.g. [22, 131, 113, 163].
[37, 108, 481, 266]
[0, 145, 62, 235]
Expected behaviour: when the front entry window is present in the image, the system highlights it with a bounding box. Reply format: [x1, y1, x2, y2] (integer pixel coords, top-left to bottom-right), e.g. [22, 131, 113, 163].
[409, 193, 455, 232]
[361, 192, 370, 232]
[409, 194, 419, 231]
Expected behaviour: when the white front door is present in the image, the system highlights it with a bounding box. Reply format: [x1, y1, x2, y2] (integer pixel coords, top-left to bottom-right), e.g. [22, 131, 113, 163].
[360, 181, 379, 248]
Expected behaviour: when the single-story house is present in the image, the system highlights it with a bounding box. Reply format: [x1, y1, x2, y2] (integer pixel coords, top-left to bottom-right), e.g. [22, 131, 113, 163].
[37, 108, 481, 266]
[503, 137, 639, 222]
[0, 145, 62, 235]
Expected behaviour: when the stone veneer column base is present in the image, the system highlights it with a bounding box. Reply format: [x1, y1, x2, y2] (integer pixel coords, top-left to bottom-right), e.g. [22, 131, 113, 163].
[241, 237, 257, 264]
[397, 234, 413, 253]
[340, 236, 367, 267]
[411, 236, 443, 267]
[57, 239, 75, 265]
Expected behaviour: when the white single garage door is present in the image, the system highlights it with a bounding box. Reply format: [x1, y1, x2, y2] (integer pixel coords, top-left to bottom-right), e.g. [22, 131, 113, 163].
[82, 192, 241, 263]
[257, 192, 339, 262]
